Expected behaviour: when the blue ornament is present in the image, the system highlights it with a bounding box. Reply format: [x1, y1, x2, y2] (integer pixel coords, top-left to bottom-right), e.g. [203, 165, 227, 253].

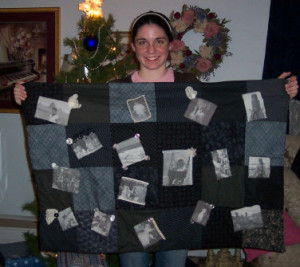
[83, 35, 98, 51]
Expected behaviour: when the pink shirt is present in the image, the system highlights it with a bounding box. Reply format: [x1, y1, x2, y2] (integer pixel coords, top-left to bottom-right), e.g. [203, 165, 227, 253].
[131, 69, 175, 83]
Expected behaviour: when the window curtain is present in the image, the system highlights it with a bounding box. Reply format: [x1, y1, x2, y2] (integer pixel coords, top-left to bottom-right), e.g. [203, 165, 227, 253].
[263, 0, 300, 100]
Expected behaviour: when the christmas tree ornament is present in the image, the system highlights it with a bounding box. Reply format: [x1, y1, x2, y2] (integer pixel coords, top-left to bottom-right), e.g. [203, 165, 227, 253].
[83, 35, 98, 51]
[67, 51, 77, 65]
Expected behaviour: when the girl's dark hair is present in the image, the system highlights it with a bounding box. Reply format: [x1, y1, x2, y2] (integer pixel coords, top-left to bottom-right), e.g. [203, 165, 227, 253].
[131, 11, 174, 42]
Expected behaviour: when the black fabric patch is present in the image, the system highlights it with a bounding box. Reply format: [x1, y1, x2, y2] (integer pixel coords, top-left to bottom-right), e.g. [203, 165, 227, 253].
[291, 148, 300, 179]
[155, 82, 198, 122]
[117, 209, 161, 252]
[247, 79, 288, 122]
[244, 167, 284, 209]
[39, 211, 78, 252]
[33, 169, 73, 211]
[200, 80, 247, 122]
[201, 207, 242, 248]
[156, 122, 202, 208]
[63, 83, 110, 124]
[157, 207, 203, 251]
[111, 122, 158, 167]
[201, 166, 245, 207]
[22, 82, 63, 125]
[66, 123, 112, 168]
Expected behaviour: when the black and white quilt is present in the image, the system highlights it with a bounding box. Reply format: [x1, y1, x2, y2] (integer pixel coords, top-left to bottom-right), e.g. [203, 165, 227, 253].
[21, 79, 289, 253]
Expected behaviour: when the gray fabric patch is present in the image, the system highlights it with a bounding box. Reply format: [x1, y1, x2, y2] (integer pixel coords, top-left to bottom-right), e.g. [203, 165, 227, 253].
[27, 124, 69, 169]
[109, 83, 157, 123]
[73, 167, 115, 212]
[244, 121, 286, 166]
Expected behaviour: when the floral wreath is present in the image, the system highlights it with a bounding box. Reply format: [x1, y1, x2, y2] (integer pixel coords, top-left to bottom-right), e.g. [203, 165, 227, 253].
[169, 5, 232, 80]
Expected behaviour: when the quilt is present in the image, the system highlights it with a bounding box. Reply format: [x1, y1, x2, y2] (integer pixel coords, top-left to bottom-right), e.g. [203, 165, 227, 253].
[21, 79, 289, 253]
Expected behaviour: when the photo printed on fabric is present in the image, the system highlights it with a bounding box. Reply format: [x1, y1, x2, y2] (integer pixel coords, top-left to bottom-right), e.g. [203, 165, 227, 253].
[127, 95, 152, 123]
[184, 97, 217, 126]
[248, 156, 271, 178]
[34, 96, 71, 125]
[190, 200, 214, 226]
[211, 148, 232, 180]
[113, 135, 149, 169]
[70, 128, 103, 160]
[242, 92, 267, 122]
[117, 176, 149, 206]
[52, 165, 81, 193]
[162, 149, 194, 186]
[231, 205, 263, 232]
[57, 207, 79, 231]
[91, 208, 115, 237]
[134, 217, 166, 248]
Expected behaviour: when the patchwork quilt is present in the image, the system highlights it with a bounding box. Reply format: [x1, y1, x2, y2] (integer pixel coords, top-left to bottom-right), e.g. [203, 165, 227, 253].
[21, 79, 289, 253]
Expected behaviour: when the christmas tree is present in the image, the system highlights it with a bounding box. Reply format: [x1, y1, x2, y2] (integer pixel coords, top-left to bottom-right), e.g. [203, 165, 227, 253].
[55, 0, 137, 84]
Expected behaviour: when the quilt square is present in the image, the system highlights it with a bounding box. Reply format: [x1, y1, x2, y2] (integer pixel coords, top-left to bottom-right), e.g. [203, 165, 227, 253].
[114, 166, 159, 210]
[63, 83, 110, 124]
[242, 209, 284, 252]
[111, 122, 158, 167]
[33, 169, 73, 211]
[27, 124, 69, 169]
[76, 210, 118, 253]
[22, 82, 63, 125]
[245, 121, 287, 166]
[155, 82, 195, 122]
[73, 167, 115, 212]
[201, 207, 242, 249]
[200, 80, 247, 122]
[109, 83, 157, 123]
[247, 79, 288, 122]
[66, 123, 112, 168]
[244, 167, 283, 209]
[117, 209, 161, 252]
[157, 207, 203, 251]
[201, 166, 245, 208]
[39, 211, 78, 252]
[202, 122, 246, 165]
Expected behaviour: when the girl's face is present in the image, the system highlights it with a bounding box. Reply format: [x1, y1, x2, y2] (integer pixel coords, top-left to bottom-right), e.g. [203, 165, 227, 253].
[131, 23, 172, 74]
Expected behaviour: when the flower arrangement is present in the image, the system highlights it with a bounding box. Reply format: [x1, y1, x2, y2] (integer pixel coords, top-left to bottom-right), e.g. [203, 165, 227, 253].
[169, 5, 232, 80]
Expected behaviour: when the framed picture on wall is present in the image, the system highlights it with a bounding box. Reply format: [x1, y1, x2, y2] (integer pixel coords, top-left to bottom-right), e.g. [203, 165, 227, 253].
[0, 7, 60, 113]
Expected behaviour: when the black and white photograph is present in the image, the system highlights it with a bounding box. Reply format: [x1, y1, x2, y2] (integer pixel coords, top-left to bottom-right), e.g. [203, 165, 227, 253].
[184, 97, 217, 126]
[127, 95, 151, 122]
[248, 156, 271, 178]
[211, 148, 232, 180]
[134, 218, 166, 248]
[162, 149, 193, 186]
[57, 207, 79, 231]
[52, 166, 81, 193]
[91, 208, 113, 237]
[117, 176, 149, 205]
[71, 130, 103, 160]
[190, 200, 214, 226]
[242, 91, 267, 122]
[115, 136, 148, 168]
[230, 205, 263, 232]
[34, 96, 71, 125]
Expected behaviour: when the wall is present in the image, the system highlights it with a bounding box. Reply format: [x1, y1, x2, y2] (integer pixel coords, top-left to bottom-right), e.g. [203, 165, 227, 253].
[0, 0, 271, 244]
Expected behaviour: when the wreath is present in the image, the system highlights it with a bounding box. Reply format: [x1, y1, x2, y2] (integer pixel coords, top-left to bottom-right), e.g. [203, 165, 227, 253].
[169, 5, 232, 80]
